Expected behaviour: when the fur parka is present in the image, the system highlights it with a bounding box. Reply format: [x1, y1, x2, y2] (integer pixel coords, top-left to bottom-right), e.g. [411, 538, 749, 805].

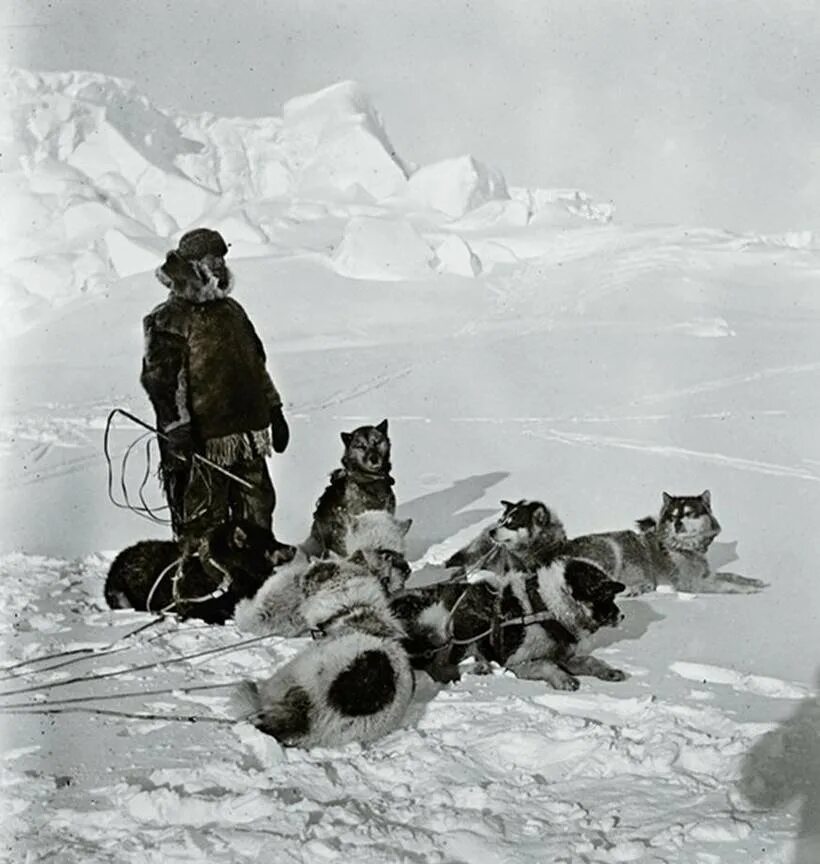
[141, 258, 282, 463]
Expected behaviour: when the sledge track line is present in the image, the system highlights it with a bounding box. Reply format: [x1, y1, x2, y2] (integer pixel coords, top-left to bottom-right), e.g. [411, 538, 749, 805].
[525, 427, 820, 483]
[296, 366, 413, 412]
[633, 361, 820, 406]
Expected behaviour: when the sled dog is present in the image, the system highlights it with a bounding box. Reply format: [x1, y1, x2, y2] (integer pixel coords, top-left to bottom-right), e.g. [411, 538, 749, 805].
[444, 499, 567, 577]
[303, 419, 397, 557]
[104, 520, 296, 624]
[565, 491, 765, 595]
[392, 557, 626, 690]
[236, 556, 414, 747]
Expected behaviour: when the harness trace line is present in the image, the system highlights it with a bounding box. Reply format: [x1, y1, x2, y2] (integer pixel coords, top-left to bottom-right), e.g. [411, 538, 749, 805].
[0, 619, 168, 683]
[0, 632, 279, 700]
[0, 680, 238, 712]
[0, 706, 236, 725]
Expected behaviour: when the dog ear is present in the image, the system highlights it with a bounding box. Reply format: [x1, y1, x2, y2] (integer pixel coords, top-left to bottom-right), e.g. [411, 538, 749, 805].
[609, 580, 627, 596]
[399, 518, 413, 536]
[533, 505, 549, 526]
[376, 419, 389, 436]
[700, 489, 711, 507]
[341, 431, 353, 446]
[662, 491, 672, 507]
[232, 524, 248, 549]
[500, 499, 514, 512]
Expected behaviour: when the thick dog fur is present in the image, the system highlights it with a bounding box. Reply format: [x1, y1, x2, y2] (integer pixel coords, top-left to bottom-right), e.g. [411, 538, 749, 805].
[303, 420, 397, 557]
[565, 490, 765, 595]
[236, 558, 415, 748]
[392, 558, 626, 690]
[104, 520, 296, 624]
[234, 511, 412, 637]
[444, 500, 567, 577]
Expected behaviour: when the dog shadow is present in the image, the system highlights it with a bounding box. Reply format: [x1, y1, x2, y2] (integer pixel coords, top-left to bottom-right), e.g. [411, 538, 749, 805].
[586, 598, 666, 650]
[397, 471, 509, 561]
[738, 668, 820, 863]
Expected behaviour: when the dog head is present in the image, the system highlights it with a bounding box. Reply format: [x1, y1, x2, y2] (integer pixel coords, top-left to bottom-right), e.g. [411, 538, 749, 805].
[657, 490, 721, 553]
[489, 500, 567, 554]
[200, 520, 297, 597]
[563, 559, 625, 631]
[537, 558, 625, 636]
[345, 511, 412, 594]
[340, 419, 392, 477]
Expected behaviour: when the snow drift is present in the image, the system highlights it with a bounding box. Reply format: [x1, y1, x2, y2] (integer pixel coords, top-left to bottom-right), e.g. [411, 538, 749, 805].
[2, 68, 614, 338]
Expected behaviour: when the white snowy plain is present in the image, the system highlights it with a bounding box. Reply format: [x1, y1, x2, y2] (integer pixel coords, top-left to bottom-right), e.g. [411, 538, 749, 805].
[1, 70, 819, 864]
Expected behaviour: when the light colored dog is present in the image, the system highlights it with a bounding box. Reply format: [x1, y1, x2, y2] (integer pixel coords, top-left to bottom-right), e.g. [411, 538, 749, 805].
[235, 556, 414, 747]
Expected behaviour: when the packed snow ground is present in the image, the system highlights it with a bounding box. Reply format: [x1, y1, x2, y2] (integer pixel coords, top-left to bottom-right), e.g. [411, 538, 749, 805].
[2, 70, 820, 863]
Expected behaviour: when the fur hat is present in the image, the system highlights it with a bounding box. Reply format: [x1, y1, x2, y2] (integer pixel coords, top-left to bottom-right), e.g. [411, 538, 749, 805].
[177, 228, 229, 261]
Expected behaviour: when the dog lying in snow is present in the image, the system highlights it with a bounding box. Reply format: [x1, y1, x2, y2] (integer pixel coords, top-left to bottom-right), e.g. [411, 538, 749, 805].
[235, 556, 414, 748]
[565, 491, 766, 595]
[104, 519, 297, 624]
[302, 419, 397, 558]
[392, 557, 626, 690]
[444, 499, 568, 578]
[234, 510, 412, 637]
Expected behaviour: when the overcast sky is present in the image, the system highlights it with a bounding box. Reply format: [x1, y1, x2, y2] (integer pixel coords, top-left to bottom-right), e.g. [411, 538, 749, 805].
[4, 0, 819, 233]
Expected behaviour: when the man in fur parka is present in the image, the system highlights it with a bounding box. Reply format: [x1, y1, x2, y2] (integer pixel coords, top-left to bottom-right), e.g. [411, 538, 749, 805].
[141, 228, 289, 546]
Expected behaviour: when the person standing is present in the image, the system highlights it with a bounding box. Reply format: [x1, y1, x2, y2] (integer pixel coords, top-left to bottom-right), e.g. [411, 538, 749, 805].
[141, 228, 289, 546]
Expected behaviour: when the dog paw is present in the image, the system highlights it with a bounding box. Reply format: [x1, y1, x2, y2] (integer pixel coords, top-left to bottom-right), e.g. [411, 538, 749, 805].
[472, 659, 494, 676]
[552, 673, 580, 691]
[600, 667, 627, 682]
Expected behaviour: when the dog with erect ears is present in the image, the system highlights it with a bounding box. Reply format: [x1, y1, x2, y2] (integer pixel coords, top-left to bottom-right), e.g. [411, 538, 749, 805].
[565, 490, 766, 595]
[302, 420, 397, 558]
[234, 555, 414, 748]
[444, 499, 568, 578]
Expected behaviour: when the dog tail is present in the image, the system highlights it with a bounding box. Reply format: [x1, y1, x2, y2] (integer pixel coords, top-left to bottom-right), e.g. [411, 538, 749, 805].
[635, 516, 657, 533]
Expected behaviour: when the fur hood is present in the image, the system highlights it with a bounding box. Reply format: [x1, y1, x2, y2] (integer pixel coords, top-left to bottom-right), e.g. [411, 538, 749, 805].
[155, 253, 235, 304]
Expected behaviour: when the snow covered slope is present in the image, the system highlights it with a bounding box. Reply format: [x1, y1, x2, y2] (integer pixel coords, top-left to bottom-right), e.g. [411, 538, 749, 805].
[1, 68, 612, 337]
[2, 69, 820, 864]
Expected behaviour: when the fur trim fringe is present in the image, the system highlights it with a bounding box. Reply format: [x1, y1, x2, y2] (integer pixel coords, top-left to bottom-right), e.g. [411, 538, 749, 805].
[205, 429, 272, 466]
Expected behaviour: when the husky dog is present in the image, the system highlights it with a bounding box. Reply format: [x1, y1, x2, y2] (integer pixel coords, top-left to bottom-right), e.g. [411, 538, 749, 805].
[566, 490, 765, 595]
[235, 511, 412, 637]
[444, 500, 567, 577]
[303, 420, 396, 557]
[392, 558, 626, 690]
[104, 520, 297, 624]
[236, 557, 414, 748]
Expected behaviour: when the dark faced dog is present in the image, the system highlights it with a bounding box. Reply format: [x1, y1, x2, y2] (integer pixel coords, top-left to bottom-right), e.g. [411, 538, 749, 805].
[303, 419, 397, 557]
[104, 519, 296, 624]
[392, 557, 626, 690]
[444, 499, 567, 577]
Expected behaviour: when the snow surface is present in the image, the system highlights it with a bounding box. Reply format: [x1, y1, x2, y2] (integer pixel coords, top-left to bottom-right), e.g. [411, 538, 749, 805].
[2, 69, 820, 863]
